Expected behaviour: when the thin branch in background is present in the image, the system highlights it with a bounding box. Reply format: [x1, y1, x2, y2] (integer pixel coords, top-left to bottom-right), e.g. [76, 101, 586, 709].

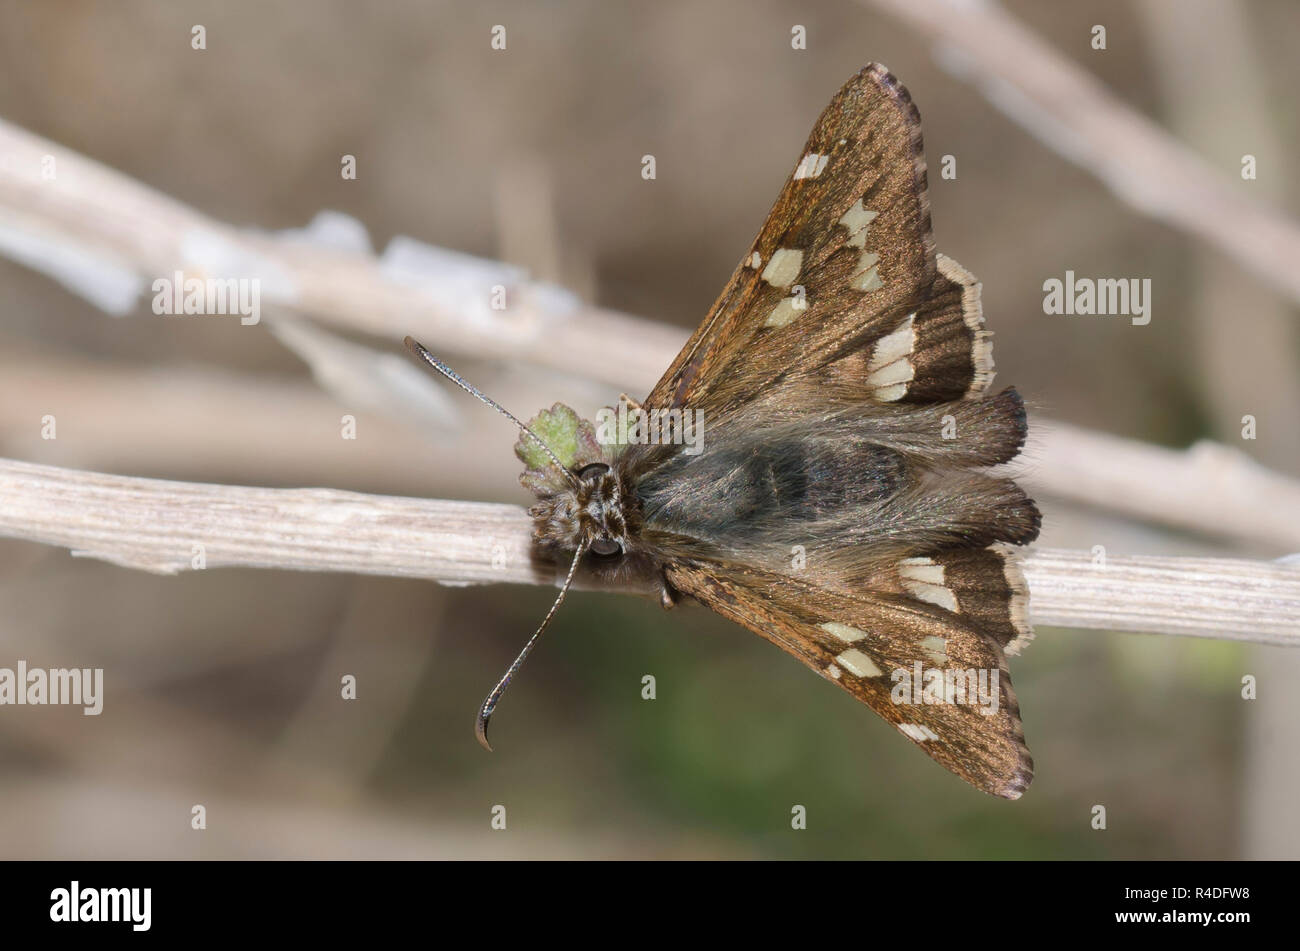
[864, 0, 1300, 309]
[2, 458, 1297, 645]
[2, 118, 1299, 550]
[0, 119, 684, 394]
[1020, 419, 1300, 551]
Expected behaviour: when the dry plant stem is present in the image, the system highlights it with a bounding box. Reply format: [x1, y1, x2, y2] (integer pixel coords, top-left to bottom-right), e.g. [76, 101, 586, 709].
[2, 458, 1297, 646]
[0, 457, 553, 588]
[865, 0, 1300, 307]
[0, 119, 684, 395]
[1020, 420, 1300, 551]
[3, 121, 1300, 549]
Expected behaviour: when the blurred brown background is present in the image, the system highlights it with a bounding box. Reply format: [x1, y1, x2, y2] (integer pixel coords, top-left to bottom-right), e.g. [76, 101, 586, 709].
[0, 0, 1296, 858]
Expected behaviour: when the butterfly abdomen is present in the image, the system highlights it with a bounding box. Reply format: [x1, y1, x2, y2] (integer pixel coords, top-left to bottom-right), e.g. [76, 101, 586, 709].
[638, 439, 907, 535]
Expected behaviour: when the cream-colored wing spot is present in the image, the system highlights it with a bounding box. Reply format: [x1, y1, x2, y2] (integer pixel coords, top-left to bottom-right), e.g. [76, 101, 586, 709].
[761, 248, 804, 288]
[919, 635, 949, 667]
[819, 621, 867, 643]
[898, 555, 960, 613]
[850, 250, 883, 292]
[793, 152, 829, 179]
[865, 313, 916, 402]
[836, 648, 884, 678]
[765, 297, 803, 328]
[899, 723, 940, 742]
[839, 198, 885, 293]
[838, 199, 878, 248]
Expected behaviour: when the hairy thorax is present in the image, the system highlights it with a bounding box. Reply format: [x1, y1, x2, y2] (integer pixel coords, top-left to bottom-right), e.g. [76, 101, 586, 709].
[529, 462, 639, 557]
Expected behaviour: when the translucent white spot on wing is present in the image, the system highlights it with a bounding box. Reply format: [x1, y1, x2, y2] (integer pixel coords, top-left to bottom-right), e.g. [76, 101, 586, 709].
[764, 297, 801, 327]
[898, 556, 943, 585]
[920, 635, 949, 667]
[838, 199, 878, 249]
[760, 248, 803, 288]
[819, 621, 868, 643]
[836, 648, 883, 678]
[793, 152, 829, 179]
[899, 555, 960, 613]
[899, 723, 940, 742]
[865, 313, 915, 399]
[851, 250, 884, 292]
[872, 383, 908, 401]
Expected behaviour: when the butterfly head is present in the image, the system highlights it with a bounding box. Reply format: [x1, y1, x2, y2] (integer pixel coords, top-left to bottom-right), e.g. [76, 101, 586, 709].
[528, 460, 631, 557]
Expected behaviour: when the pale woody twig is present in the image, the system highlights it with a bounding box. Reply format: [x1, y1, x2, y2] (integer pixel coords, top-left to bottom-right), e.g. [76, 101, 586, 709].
[3, 118, 1300, 550]
[1022, 549, 1300, 646]
[1021, 420, 1300, 551]
[2, 458, 1296, 646]
[864, 0, 1300, 308]
[0, 119, 684, 395]
[0, 457, 551, 588]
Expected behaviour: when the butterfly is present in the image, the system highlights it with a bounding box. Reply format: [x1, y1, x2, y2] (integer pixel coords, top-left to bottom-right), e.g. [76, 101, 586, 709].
[406, 63, 1040, 799]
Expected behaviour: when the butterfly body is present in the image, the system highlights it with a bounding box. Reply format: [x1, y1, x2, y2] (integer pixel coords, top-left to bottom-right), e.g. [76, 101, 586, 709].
[412, 64, 1041, 798]
[530, 462, 635, 558]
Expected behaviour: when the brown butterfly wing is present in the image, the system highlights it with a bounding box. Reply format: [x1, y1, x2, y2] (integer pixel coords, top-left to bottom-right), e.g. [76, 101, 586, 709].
[666, 559, 1033, 799]
[625, 65, 1038, 797]
[644, 64, 990, 417]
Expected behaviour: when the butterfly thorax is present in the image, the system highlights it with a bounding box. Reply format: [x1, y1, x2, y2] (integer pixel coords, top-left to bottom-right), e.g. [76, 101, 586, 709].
[528, 461, 637, 556]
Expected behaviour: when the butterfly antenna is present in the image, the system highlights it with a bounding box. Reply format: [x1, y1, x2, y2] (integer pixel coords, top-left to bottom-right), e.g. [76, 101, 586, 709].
[403, 336, 580, 490]
[475, 538, 588, 751]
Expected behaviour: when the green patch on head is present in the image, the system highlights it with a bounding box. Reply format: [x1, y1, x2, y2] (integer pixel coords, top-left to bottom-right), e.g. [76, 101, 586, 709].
[515, 403, 611, 496]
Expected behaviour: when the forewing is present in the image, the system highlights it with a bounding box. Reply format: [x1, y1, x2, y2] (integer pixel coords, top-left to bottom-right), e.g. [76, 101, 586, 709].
[666, 558, 1034, 799]
[645, 65, 990, 416]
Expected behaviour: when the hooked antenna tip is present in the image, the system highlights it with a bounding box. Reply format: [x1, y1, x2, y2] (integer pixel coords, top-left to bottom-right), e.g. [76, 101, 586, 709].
[475, 709, 495, 752]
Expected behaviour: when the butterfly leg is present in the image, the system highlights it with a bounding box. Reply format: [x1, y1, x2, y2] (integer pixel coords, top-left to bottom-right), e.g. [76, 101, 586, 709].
[619, 393, 644, 412]
[659, 575, 679, 610]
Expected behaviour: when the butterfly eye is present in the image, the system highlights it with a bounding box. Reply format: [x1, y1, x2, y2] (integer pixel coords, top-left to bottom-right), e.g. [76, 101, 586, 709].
[590, 536, 622, 557]
[576, 462, 610, 481]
